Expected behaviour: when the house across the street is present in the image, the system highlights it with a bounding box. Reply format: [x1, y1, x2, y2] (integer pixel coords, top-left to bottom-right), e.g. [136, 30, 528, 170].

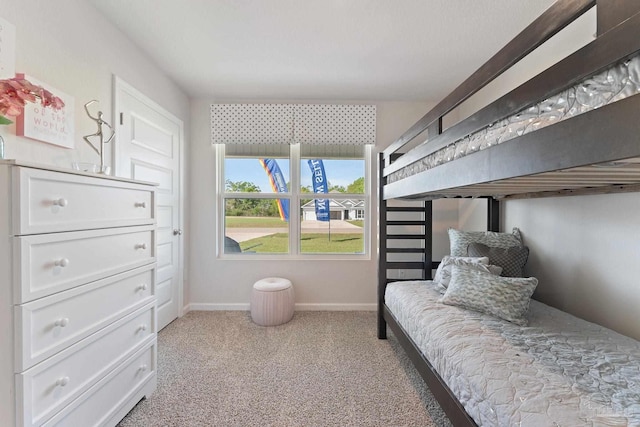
[301, 199, 365, 221]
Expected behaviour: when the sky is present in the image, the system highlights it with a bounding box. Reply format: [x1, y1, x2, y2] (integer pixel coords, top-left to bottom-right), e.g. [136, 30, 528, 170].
[225, 158, 364, 192]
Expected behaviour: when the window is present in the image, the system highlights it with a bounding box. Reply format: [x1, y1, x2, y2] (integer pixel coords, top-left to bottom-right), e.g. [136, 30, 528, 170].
[212, 103, 375, 257]
[220, 144, 369, 257]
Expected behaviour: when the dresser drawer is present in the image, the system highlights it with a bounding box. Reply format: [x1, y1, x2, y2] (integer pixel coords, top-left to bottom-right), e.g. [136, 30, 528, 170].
[12, 167, 155, 236]
[16, 305, 156, 427]
[41, 342, 156, 427]
[15, 264, 155, 372]
[14, 225, 155, 303]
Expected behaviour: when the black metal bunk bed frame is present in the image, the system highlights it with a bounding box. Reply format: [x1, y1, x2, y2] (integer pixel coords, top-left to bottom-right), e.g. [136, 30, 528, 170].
[378, 1, 640, 426]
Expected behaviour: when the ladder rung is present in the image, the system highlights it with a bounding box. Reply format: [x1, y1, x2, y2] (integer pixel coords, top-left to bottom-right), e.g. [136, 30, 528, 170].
[387, 234, 426, 240]
[387, 248, 424, 253]
[386, 261, 425, 269]
[387, 220, 425, 226]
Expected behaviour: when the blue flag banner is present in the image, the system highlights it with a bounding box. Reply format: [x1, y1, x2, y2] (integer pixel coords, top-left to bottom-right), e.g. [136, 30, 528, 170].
[259, 158, 289, 222]
[307, 159, 330, 222]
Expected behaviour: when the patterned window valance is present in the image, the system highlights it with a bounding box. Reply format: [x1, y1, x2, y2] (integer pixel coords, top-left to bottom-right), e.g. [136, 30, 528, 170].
[211, 104, 294, 145]
[211, 103, 376, 145]
[294, 104, 376, 145]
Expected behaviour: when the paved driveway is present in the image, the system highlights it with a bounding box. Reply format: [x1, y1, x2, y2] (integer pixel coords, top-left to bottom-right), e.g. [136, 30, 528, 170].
[226, 220, 362, 242]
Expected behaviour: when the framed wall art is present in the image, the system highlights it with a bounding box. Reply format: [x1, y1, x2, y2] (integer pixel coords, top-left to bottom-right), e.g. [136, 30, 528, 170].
[15, 73, 74, 148]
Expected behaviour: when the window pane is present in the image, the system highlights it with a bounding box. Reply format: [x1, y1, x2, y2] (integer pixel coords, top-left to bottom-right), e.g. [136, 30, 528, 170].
[224, 199, 289, 254]
[300, 198, 365, 254]
[300, 158, 365, 194]
[225, 146, 290, 194]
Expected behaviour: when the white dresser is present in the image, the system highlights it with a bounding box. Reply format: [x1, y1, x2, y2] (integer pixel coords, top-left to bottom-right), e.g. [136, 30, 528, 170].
[0, 161, 158, 427]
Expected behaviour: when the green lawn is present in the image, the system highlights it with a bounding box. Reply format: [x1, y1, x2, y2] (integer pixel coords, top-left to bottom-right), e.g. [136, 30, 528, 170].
[240, 233, 364, 254]
[346, 220, 364, 228]
[226, 216, 288, 228]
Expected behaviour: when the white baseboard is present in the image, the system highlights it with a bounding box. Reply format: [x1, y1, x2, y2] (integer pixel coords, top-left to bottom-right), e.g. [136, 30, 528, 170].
[183, 303, 376, 313]
[294, 303, 376, 311]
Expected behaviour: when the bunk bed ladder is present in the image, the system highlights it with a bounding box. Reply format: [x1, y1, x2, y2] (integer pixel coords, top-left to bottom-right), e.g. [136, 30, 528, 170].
[378, 154, 433, 339]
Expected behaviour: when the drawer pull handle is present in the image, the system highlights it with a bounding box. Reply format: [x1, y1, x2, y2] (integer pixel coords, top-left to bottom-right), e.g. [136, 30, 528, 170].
[135, 243, 147, 250]
[54, 258, 70, 268]
[138, 364, 148, 372]
[55, 377, 70, 387]
[54, 318, 70, 328]
[138, 324, 148, 332]
[136, 283, 148, 292]
[135, 201, 147, 208]
[53, 198, 68, 207]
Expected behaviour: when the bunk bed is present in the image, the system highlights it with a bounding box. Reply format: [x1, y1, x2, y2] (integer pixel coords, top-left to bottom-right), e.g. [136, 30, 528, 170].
[378, 1, 640, 426]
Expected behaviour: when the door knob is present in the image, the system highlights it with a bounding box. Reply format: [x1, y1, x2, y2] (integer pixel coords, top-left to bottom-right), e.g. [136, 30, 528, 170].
[173, 229, 183, 236]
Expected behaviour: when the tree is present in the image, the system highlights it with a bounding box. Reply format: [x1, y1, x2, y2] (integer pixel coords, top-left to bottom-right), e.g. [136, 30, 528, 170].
[225, 179, 282, 217]
[225, 180, 260, 193]
[347, 177, 364, 194]
[328, 182, 346, 193]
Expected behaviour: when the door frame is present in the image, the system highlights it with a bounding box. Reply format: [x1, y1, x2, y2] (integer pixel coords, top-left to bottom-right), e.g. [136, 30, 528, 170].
[112, 75, 185, 319]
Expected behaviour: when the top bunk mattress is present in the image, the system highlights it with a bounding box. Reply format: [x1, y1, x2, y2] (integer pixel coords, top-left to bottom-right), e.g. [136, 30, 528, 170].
[382, 2, 640, 201]
[384, 52, 640, 200]
[388, 53, 640, 186]
[385, 280, 640, 426]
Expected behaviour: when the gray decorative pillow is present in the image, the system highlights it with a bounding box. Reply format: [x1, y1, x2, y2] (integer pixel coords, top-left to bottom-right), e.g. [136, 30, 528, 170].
[467, 242, 529, 277]
[433, 256, 502, 294]
[440, 265, 538, 325]
[448, 227, 523, 257]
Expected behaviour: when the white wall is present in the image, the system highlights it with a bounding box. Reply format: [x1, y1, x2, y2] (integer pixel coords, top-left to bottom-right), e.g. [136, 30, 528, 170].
[188, 99, 459, 309]
[0, 0, 189, 169]
[457, 199, 487, 231]
[1, 0, 191, 304]
[505, 195, 640, 340]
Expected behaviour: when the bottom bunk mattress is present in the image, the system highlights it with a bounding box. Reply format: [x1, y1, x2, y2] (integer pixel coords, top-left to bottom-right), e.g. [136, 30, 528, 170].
[385, 281, 640, 426]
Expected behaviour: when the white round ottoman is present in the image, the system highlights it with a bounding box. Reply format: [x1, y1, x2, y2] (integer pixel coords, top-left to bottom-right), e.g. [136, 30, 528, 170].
[250, 277, 294, 326]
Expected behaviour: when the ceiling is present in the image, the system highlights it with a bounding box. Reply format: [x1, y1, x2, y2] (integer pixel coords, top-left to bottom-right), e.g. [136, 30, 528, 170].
[89, 0, 555, 101]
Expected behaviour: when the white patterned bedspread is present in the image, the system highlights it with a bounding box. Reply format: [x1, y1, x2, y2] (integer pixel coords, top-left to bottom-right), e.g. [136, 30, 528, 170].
[385, 281, 640, 426]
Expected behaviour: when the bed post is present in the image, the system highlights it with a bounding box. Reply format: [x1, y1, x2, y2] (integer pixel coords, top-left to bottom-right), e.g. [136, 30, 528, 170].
[423, 119, 440, 278]
[487, 197, 500, 232]
[378, 152, 388, 339]
[423, 201, 433, 280]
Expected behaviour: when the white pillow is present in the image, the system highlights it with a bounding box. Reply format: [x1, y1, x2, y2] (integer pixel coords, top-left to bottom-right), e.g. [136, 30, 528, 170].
[433, 256, 502, 294]
[440, 265, 538, 326]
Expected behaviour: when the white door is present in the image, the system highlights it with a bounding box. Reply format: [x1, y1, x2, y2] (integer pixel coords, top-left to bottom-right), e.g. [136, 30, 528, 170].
[113, 77, 183, 330]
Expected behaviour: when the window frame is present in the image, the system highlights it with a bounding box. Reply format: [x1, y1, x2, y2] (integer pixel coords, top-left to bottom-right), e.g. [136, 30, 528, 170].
[217, 143, 371, 260]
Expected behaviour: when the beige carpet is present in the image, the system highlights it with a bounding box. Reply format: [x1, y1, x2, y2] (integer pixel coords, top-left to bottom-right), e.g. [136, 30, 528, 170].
[118, 311, 451, 427]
